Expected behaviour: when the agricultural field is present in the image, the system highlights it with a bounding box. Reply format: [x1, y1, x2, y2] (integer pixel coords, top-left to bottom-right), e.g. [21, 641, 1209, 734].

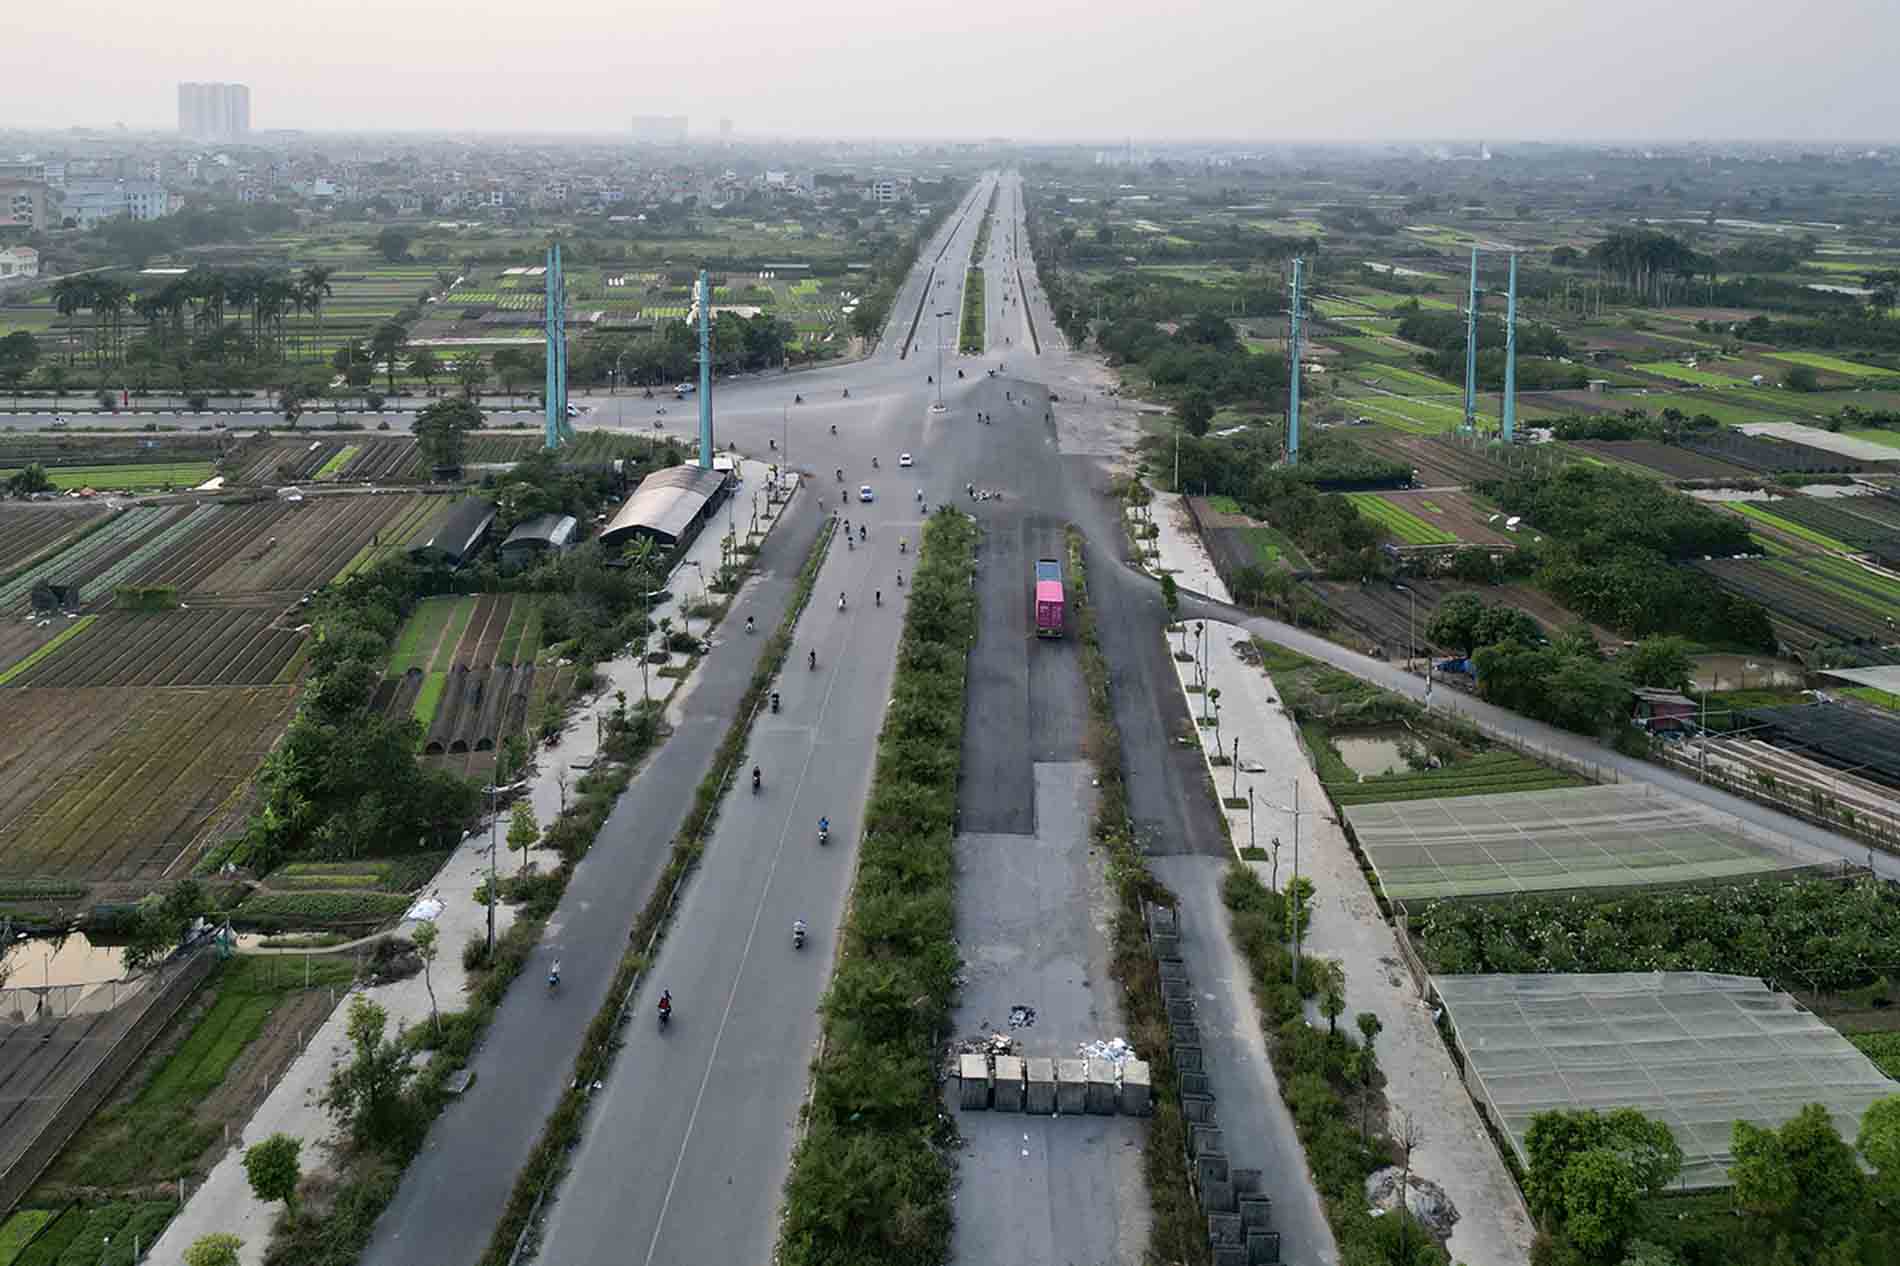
[1370, 489, 1516, 544]
[1568, 439, 1758, 481]
[374, 592, 558, 779]
[1765, 351, 1900, 380]
[0, 686, 298, 883]
[0, 504, 107, 575]
[0, 463, 215, 492]
[1681, 428, 1889, 475]
[1331, 427, 1514, 486]
[132, 493, 438, 597]
[1306, 576, 1609, 659]
[1729, 492, 1900, 557]
[1345, 492, 1458, 544]
[1323, 749, 1584, 807]
[1630, 361, 1752, 387]
[0, 609, 303, 687]
[1693, 555, 1900, 652]
[0, 505, 202, 614]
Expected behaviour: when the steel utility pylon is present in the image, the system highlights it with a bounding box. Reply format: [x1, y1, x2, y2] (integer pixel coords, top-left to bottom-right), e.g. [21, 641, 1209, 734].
[1502, 253, 1518, 444]
[696, 270, 713, 469]
[1462, 246, 1480, 433]
[1286, 258, 1304, 466]
[544, 242, 573, 449]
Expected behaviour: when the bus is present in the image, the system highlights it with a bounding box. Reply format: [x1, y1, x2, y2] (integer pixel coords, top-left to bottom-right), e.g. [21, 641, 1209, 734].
[1034, 558, 1064, 638]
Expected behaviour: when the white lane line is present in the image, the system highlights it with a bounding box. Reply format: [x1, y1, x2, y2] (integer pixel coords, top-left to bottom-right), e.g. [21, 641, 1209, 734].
[641, 537, 853, 1265]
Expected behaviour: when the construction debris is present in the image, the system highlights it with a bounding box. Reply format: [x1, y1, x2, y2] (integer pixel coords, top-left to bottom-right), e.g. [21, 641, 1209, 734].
[1365, 1167, 1459, 1239]
[1008, 1005, 1037, 1029]
[1076, 1037, 1136, 1068]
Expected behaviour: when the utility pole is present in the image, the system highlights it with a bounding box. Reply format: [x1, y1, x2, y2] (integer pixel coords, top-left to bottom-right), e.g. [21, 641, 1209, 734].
[1289, 778, 1302, 994]
[1286, 258, 1304, 466]
[1463, 246, 1480, 433]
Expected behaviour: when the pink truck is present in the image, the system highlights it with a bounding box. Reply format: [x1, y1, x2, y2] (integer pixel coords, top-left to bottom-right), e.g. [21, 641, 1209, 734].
[1035, 558, 1064, 638]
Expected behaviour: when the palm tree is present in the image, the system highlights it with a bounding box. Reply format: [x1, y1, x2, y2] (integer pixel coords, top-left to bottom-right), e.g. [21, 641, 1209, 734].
[370, 321, 409, 398]
[90, 279, 131, 374]
[410, 348, 440, 395]
[50, 275, 92, 367]
[299, 266, 335, 370]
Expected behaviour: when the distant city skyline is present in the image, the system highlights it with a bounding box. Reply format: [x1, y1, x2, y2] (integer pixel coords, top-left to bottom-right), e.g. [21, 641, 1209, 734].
[3, 0, 1896, 143]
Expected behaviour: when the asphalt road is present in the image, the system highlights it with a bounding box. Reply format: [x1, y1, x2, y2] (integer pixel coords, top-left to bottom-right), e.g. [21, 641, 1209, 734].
[529, 172, 1011, 1265]
[360, 489, 825, 1266]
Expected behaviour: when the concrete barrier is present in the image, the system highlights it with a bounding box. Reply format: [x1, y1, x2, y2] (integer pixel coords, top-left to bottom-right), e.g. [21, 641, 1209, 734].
[1024, 1057, 1056, 1114]
[992, 1055, 1025, 1112]
[1120, 1059, 1152, 1116]
[958, 1053, 990, 1109]
[1055, 1058, 1087, 1114]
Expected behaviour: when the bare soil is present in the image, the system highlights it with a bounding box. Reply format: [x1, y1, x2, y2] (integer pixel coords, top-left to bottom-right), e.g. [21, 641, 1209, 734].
[190, 985, 340, 1171]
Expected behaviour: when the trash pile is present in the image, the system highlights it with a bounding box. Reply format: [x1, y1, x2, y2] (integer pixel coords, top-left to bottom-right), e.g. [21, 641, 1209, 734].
[953, 1031, 1019, 1059]
[1008, 1005, 1037, 1029]
[1365, 1167, 1459, 1239]
[1077, 1037, 1136, 1068]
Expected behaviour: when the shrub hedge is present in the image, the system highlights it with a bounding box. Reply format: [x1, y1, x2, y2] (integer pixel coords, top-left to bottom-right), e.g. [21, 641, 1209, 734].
[777, 507, 976, 1266]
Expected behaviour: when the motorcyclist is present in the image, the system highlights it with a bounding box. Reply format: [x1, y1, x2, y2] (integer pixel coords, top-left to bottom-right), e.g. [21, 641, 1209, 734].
[899, 538, 907, 554]
[818, 816, 830, 844]
[858, 524, 865, 542]
[830, 423, 837, 435]
[872, 456, 878, 468]
[752, 765, 762, 792]
[875, 590, 882, 607]
[771, 690, 780, 713]
[809, 648, 817, 670]
[896, 571, 904, 587]
[927, 375, 932, 384]
[548, 959, 561, 989]
[838, 591, 847, 611]
[659, 990, 672, 1023]
[793, 919, 807, 948]
[843, 388, 849, 398]
[836, 467, 843, 481]
[795, 394, 803, 403]
[841, 489, 847, 504]
[745, 615, 755, 634]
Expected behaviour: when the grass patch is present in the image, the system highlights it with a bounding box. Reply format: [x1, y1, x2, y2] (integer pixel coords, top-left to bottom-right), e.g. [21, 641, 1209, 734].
[1844, 427, 1900, 450]
[0, 614, 96, 686]
[12, 1202, 173, 1266]
[1847, 1031, 1900, 1077]
[776, 509, 976, 1266]
[1840, 686, 1900, 711]
[1325, 751, 1583, 805]
[0, 1209, 53, 1262]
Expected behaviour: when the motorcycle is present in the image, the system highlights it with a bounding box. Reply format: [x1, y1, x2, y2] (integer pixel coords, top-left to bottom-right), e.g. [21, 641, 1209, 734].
[871, 456, 878, 469]
[795, 394, 803, 404]
[808, 648, 817, 671]
[838, 592, 847, 612]
[658, 997, 672, 1030]
[830, 424, 837, 435]
[771, 690, 780, 714]
[858, 525, 865, 542]
[875, 590, 882, 608]
[751, 765, 762, 794]
[745, 616, 755, 634]
[793, 921, 807, 951]
[547, 964, 561, 993]
[835, 468, 843, 481]
[818, 818, 831, 846]
[899, 539, 907, 554]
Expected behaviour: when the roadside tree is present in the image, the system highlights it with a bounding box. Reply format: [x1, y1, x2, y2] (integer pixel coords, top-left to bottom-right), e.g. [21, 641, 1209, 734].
[243, 1132, 302, 1214]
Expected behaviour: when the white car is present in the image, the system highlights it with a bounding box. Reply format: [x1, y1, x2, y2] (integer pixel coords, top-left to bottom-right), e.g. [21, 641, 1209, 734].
[898, 453, 913, 468]
[859, 484, 875, 503]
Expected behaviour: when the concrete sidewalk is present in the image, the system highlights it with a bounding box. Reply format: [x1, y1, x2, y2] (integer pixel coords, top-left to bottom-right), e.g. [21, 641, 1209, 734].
[1169, 620, 1536, 1266]
[148, 459, 794, 1266]
[1129, 493, 1232, 604]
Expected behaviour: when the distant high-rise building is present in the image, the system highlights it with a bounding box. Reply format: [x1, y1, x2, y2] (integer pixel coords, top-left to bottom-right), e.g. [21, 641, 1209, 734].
[178, 83, 251, 142]
[719, 117, 733, 141]
[629, 115, 688, 145]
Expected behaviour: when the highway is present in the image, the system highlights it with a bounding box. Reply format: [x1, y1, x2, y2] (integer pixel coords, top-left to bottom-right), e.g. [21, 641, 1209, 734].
[530, 172, 1011, 1265]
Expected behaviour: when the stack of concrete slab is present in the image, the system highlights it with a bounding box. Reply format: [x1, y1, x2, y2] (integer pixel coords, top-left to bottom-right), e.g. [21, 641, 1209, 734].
[1145, 900, 1282, 1266]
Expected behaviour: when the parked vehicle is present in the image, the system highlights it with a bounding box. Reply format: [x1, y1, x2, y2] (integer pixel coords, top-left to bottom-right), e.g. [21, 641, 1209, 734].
[1034, 558, 1064, 638]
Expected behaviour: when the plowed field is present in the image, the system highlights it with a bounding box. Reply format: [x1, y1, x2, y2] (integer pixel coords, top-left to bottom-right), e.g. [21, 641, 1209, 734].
[0, 609, 303, 687]
[0, 505, 108, 575]
[0, 686, 298, 881]
[129, 493, 433, 597]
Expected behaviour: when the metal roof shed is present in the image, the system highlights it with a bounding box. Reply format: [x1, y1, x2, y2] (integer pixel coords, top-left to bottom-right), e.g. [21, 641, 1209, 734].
[599, 465, 729, 549]
[408, 497, 498, 569]
[499, 513, 579, 571]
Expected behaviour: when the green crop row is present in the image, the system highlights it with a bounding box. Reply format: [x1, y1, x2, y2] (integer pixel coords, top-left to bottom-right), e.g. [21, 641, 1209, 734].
[0, 615, 97, 686]
[1344, 493, 1458, 545]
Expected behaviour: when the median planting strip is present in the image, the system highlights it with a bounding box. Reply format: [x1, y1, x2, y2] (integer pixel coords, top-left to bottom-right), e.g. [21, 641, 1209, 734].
[960, 267, 985, 354]
[1065, 527, 1211, 1265]
[478, 516, 837, 1266]
[775, 508, 976, 1266]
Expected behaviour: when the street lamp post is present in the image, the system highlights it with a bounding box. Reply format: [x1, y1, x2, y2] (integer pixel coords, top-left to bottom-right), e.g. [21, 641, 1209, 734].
[933, 310, 954, 412]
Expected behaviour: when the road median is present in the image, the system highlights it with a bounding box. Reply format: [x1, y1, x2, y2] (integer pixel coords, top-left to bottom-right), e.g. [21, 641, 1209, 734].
[776, 507, 976, 1266]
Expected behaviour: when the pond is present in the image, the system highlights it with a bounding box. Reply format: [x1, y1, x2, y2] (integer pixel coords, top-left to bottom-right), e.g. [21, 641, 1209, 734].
[1, 931, 131, 988]
[1331, 728, 1413, 780]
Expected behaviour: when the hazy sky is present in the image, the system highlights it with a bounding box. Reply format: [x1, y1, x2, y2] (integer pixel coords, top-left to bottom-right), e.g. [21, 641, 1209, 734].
[7, 0, 1896, 142]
